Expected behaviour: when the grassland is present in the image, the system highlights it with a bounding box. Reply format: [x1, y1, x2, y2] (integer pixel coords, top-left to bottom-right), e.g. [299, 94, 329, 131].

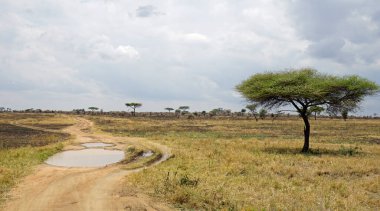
[90, 116, 380, 210]
[0, 113, 74, 204]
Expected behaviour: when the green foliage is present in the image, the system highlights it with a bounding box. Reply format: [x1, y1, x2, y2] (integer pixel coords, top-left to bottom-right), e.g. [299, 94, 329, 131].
[338, 145, 362, 156]
[125, 103, 142, 108]
[236, 68, 379, 152]
[309, 106, 324, 115]
[179, 106, 190, 111]
[259, 108, 267, 119]
[88, 107, 98, 111]
[309, 106, 325, 119]
[165, 107, 174, 112]
[246, 104, 258, 114]
[125, 103, 142, 116]
[236, 68, 379, 112]
[0, 144, 63, 204]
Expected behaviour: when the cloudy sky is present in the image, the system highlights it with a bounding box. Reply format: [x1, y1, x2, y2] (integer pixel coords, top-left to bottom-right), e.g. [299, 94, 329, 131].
[1, 0, 379, 114]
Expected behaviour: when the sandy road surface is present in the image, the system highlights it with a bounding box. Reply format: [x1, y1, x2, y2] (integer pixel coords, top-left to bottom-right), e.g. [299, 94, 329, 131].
[3, 117, 172, 211]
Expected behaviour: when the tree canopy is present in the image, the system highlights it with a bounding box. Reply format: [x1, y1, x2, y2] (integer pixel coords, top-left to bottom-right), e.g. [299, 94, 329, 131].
[165, 107, 174, 112]
[88, 107, 99, 111]
[236, 68, 379, 152]
[125, 103, 142, 108]
[125, 103, 142, 116]
[179, 106, 190, 111]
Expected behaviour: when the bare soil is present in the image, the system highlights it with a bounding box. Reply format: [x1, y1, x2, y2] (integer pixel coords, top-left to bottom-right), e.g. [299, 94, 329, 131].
[2, 117, 173, 211]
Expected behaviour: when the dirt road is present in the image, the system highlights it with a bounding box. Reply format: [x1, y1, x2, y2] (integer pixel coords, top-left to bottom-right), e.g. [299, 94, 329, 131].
[3, 117, 172, 211]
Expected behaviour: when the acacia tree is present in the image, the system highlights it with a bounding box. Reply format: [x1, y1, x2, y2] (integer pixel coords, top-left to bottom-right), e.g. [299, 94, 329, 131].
[165, 107, 174, 113]
[88, 107, 99, 112]
[309, 106, 324, 120]
[246, 104, 259, 121]
[179, 106, 189, 111]
[179, 106, 190, 114]
[259, 108, 267, 120]
[236, 68, 379, 152]
[125, 103, 142, 116]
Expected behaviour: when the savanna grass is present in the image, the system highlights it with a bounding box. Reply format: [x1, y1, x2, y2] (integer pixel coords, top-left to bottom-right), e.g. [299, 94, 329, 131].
[0, 144, 63, 204]
[0, 113, 73, 205]
[90, 116, 380, 210]
[0, 113, 76, 130]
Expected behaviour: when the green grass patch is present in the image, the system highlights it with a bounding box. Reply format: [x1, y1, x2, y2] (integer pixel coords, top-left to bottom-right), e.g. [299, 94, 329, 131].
[0, 143, 63, 204]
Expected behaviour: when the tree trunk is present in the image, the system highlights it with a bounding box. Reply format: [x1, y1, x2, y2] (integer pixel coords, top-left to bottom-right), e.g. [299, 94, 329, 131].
[301, 114, 310, 153]
[253, 114, 258, 122]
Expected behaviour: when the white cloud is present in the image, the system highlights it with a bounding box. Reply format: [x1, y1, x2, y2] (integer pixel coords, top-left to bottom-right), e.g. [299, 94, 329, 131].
[85, 35, 139, 60]
[116, 45, 140, 59]
[0, 0, 379, 114]
[184, 33, 209, 43]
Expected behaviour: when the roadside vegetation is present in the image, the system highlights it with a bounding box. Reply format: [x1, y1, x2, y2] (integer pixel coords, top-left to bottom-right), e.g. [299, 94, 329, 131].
[122, 145, 163, 170]
[90, 116, 380, 210]
[0, 113, 74, 205]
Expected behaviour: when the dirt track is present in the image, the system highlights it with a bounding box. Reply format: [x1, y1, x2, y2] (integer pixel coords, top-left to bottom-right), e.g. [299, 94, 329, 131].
[3, 117, 172, 211]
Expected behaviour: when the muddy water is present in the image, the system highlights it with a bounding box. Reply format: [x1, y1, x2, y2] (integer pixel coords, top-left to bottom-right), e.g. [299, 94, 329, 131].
[81, 142, 114, 148]
[45, 149, 124, 167]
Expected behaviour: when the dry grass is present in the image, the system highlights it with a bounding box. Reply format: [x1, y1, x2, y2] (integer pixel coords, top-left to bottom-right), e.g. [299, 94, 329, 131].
[0, 124, 70, 148]
[0, 113, 73, 205]
[90, 116, 380, 210]
[0, 113, 75, 130]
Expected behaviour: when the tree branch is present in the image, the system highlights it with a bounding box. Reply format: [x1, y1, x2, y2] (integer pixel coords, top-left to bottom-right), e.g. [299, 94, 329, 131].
[290, 100, 302, 113]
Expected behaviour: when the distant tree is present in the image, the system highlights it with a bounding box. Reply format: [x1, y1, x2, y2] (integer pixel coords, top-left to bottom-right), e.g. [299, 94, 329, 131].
[270, 113, 275, 122]
[246, 104, 259, 121]
[245, 103, 259, 122]
[174, 109, 181, 118]
[178, 106, 190, 114]
[341, 109, 349, 121]
[259, 108, 267, 120]
[236, 68, 379, 152]
[309, 106, 325, 120]
[325, 106, 338, 118]
[0, 107, 4, 112]
[73, 109, 85, 114]
[209, 109, 218, 116]
[241, 108, 246, 114]
[201, 111, 207, 117]
[165, 107, 174, 113]
[210, 108, 225, 116]
[125, 103, 142, 116]
[88, 107, 99, 112]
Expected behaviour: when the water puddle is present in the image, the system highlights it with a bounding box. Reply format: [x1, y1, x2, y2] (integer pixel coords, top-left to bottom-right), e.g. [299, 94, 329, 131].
[81, 142, 114, 148]
[142, 150, 154, 157]
[45, 149, 124, 168]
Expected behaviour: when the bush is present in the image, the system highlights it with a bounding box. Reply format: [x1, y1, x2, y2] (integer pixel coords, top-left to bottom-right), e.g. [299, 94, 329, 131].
[338, 145, 362, 156]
